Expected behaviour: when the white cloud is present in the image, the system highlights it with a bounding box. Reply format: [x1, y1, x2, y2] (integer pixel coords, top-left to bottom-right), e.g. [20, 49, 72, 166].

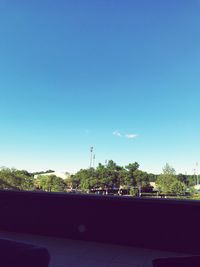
[113, 131, 138, 139]
[125, 134, 138, 139]
[113, 131, 122, 137]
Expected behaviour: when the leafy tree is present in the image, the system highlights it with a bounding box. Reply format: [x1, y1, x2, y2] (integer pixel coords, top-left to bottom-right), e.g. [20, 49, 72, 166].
[156, 164, 186, 195]
[162, 163, 176, 175]
[147, 173, 157, 182]
[170, 180, 186, 195]
[125, 162, 140, 172]
[67, 174, 81, 190]
[107, 160, 118, 171]
[37, 175, 66, 192]
[0, 168, 34, 190]
[72, 168, 97, 191]
[187, 174, 197, 187]
[177, 173, 189, 186]
[156, 174, 174, 194]
[129, 187, 137, 196]
[134, 170, 150, 188]
[95, 161, 122, 189]
[96, 164, 110, 189]
[14, 170, 34, 190]
[124, 162, 140, 187]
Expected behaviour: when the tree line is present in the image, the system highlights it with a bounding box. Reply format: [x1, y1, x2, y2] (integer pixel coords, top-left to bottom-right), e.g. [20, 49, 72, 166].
[69, 161, 196, 196]
[0, 168, 65, 192]
[0, 162, 198, 197]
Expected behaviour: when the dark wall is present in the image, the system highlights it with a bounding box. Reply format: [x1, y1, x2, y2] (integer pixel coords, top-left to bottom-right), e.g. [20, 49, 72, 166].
[0, 190, 199, 254]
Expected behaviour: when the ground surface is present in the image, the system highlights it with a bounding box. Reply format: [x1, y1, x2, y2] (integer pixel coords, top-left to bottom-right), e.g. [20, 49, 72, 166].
[0, 231, 189, 267]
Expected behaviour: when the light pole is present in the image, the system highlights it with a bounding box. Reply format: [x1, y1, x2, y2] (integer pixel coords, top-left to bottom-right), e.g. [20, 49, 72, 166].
[93, 154, 95, 168]
[89, 147, 93, 168]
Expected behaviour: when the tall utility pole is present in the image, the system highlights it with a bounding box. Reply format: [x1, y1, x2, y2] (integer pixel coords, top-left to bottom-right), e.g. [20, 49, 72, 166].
[93, 154, 96, 168]
[89, 147, 93, 168]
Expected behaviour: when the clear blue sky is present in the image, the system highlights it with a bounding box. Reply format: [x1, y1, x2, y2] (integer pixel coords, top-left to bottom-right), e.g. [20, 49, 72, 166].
[0, 0, 200, 174]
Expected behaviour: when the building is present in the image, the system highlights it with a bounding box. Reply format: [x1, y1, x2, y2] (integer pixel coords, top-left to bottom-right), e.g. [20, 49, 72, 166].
[34, 171, 71, 180]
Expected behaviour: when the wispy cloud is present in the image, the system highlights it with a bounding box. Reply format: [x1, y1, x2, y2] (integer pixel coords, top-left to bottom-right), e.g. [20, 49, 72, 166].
[113, 131, 138, 139]
[113, 130, 122, 137]
[125, 134, 138, 139]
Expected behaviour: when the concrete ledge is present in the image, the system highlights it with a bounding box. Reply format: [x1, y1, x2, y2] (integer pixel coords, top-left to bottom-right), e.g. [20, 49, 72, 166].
[0, 190, 199, 253]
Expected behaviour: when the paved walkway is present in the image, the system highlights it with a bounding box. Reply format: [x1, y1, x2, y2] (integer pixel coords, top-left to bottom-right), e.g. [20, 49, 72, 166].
[0, 231, 189, 267]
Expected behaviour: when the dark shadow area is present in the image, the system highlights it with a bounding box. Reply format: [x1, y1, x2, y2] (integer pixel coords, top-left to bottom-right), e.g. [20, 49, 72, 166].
[0, 191, 199, 254]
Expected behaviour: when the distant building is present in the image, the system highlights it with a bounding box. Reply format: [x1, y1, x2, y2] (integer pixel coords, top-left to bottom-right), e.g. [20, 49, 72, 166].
[150, 182, 157, 191]
[194, 184, 200, 191]
[34, 171, 71, 180]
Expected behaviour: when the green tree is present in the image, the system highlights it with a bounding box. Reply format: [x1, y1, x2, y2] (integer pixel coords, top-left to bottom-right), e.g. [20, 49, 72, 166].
[0, 168, 34, 190]
[162, 163, 176, 175]
[72, 168, 97, 191]
[96, 164, 110, 189]
[187, 175, 196, 187]
[147, 173, 157, 182]
[125, 162, 140, 172]
[129, 187, 137, 196]
[177, 173, 189, 186]
[170, 180, 186, 195]
[156, 164, 186, 195]
[124, 162, 140, 187]
[134, 170, 150, 188]
[96, 161, 122, 189]
[37, 175, 66, 192]
[15, 170, 34, 190]
[107, 160, 118, 171]
[67, 174, 80, 190]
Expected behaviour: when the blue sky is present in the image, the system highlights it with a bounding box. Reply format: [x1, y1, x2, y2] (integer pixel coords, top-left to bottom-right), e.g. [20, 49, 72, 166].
[0, 0, 200, 174]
